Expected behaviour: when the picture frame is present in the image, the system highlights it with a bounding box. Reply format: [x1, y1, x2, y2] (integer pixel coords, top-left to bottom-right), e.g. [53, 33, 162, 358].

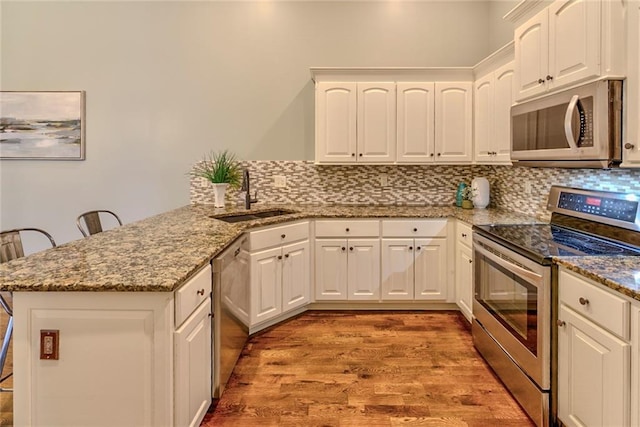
[0, 91, 85, 160]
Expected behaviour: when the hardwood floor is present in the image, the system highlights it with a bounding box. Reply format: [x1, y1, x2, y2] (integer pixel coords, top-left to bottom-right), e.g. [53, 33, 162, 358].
[202, 311, 535, 427]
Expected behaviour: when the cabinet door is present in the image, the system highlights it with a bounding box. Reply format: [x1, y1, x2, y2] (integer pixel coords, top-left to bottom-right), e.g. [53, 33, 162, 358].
[455, 243, 473, 323]
[632, 306, 640, 427]
[473, 73, 494, 163]
[623, 3, 640, 167]
[315, 82, 357, 163]
[558, 304, 630, 427]
[396, 82, 435, 163]
[175, 300, 212, 427]
[381, 239, 415, 300]
[282, 240, 310, 313]
[315, 239, 348, 300]
[492, 61, 515, 163]
[357, 83, 396, 162]
[347, 238, 381, 300]
[515, 8, 549, 100]
[414, 238, 448, 301]
[250, 247, 283, 324]
[434, 82, 473, 163]
[548, 0, 600, 91]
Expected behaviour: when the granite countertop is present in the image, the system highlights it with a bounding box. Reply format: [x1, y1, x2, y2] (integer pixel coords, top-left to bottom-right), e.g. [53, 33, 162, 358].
[0, 204, 539, 293]
[2, 203, 639, 302]
[554, 256, 640, 302]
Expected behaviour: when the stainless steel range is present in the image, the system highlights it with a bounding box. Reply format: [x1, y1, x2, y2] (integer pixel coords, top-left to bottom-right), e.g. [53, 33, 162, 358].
[472, 186, 640, 427]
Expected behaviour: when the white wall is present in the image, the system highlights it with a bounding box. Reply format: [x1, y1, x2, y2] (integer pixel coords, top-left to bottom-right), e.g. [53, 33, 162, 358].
[488, 0, 519, 52]
[1, 1, 496, 246]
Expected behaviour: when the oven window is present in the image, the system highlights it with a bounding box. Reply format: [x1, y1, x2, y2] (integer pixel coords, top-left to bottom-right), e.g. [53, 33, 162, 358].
[475, 255, 538, 355]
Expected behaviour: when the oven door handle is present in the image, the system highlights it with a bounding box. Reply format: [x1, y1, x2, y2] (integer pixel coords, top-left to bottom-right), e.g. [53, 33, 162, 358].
[474, 244, 544, 286]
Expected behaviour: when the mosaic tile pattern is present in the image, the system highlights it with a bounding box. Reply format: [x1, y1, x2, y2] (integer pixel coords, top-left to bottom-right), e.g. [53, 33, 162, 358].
[191, 161, 640, 221]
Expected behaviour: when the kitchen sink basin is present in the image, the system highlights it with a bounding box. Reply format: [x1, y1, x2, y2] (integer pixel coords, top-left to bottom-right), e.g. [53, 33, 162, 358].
[211, 209, 297, 223]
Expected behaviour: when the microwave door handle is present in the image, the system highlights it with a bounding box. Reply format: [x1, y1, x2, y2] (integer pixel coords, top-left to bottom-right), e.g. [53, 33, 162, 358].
[474, 244, 544, 286]
[564, 95, 580, 151]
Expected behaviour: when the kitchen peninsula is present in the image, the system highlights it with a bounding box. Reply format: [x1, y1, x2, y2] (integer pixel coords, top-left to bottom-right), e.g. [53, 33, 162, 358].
[1, 204, 639, 427]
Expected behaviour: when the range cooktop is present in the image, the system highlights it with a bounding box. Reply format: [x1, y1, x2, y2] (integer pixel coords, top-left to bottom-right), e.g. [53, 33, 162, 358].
[473, 186, 640, 264]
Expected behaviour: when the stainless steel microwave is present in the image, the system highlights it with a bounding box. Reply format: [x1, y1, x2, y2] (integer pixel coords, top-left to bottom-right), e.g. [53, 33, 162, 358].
[511, 80, 623, 168]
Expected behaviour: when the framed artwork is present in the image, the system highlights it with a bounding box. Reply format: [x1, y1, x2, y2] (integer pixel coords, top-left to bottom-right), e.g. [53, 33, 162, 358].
[0, 91, 85, 160]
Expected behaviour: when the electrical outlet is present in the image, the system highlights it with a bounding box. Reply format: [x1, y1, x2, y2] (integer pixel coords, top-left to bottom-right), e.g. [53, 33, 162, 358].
[274, 175, 286, 188]
[379, 173, 388, 187]
[524, 181, 532, 194]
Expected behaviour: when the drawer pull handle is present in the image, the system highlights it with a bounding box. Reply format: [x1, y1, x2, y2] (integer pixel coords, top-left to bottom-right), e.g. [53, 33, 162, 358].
[281, 234, 286, 239]
[197, 289, 205, 296]
[557, 319, 566, 327]
[579, 297, 589, 306]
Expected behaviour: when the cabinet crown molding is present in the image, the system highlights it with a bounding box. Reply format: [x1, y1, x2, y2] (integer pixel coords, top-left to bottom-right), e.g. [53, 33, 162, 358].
[504, 0, 551, 26]
[310, 67, 473, 83]
[473, 41, 515, 79]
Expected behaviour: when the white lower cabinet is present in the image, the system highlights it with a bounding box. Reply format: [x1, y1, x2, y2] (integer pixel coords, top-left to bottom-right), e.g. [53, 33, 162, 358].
[315, 238, 381, 300]
[381, 238, 447, 300]
[632, 306, 640, 427]
[248, 222, 310, 326]
[174, 299, 212, 427]
[13, 264, 213, 427]
[380, 219, 448, 301]
[454, 220, 473, 322]
[557, 268, 632, 427]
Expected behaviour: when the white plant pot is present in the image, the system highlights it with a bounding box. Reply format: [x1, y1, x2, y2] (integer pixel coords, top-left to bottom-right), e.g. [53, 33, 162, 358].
[212, 183, 229, 208]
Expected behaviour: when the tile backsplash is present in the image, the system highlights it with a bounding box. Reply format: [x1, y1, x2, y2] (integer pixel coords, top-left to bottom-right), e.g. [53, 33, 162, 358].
[190, 160, 640, 221]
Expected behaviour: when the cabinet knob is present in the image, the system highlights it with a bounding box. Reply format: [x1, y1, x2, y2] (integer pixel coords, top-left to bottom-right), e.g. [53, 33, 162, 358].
[557, 319, 566, 327]
[468, 259, 472, 264]
[413, 228, 418, 232]
[546, 75, 553, 81]
[579, 297, 589, 306]
[538, 78, 545, 84]
[197, 289, 205, 296]
[277, 255, 283, 260]
[430, 153, 434, 157]
[345, 228, 350, 232]
[461, 233, 467, 237]
[409, 246, 413, 251]
[349, 247, 354, 251]
[625, 143, 635, 150]
[285, 253, 290, 258]
[341, 247, 346, 251]
[351, 153, 355, 157]
[359, 153, 363, 157]
[416, 246, 421, 251]
[281, 234, 286, 239]
[437, 153, 441, 156]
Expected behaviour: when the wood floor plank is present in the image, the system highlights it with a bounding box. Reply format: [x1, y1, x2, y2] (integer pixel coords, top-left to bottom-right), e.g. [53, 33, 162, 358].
[202, 311, 535, 427]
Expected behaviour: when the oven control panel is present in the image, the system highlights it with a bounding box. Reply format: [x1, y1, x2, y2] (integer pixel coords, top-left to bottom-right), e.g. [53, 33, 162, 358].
[554, 189, 639, 224]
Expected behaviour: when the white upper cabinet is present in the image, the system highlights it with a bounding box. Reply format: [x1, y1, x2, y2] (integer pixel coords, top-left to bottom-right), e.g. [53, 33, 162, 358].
[435, 82, 473, 163]
[514, 0, 624, 101]
[315, 82, 357, 163]
[474, 61, 515, 164]
[357, 83, 396, 162]
[623, 2, 640, 167]
[312, 70, 473, 164]
[396, 82, 435, 163]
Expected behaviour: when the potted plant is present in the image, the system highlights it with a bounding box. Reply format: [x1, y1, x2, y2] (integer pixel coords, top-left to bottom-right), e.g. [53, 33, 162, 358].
[461, 186, 475, 209]
[191, 150, 242, 208]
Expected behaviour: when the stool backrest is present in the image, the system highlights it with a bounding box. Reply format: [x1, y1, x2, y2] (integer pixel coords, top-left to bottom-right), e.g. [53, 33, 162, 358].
[77, 210, 123, 237]
[0, 228, 57, 263]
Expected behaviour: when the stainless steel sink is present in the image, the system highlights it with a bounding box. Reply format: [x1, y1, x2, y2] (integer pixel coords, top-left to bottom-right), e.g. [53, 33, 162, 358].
[211, 209, 297, 223]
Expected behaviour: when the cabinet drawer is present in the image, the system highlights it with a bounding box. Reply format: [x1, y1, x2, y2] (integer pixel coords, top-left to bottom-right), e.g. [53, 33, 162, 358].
[249, 221, 309, 251]
[381, 219, 447, 237]
[315, 220, 380, 237]
[559, 269, 630, 339]
[175, 264, 212, 328]
[456, 221, 473, 248]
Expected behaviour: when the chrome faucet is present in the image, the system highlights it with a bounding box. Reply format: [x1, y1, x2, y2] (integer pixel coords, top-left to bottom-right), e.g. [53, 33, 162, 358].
[241, 169, 258, 209]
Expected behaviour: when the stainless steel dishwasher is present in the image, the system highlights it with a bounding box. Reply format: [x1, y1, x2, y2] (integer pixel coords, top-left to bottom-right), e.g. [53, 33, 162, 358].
[212, 236, 250, 398]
